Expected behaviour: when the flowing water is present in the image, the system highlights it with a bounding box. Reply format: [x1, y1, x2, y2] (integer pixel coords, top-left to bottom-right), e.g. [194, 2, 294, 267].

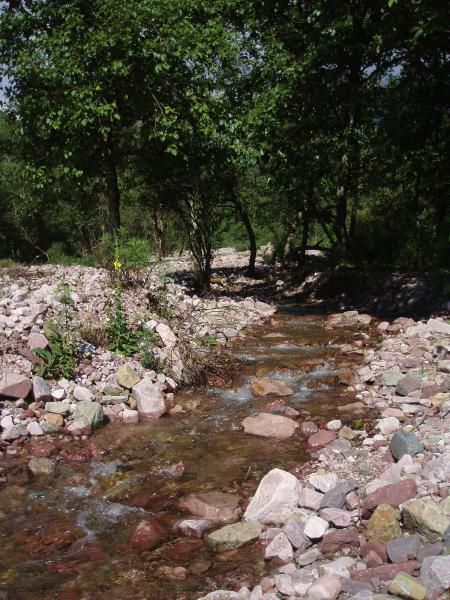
[0, 306, 366, 600]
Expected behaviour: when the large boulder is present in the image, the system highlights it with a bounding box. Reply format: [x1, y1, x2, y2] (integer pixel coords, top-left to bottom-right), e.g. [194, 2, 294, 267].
[251, 378, 294, 397]
[0, 371, 32, 399]
[244, 468, 300, 525]
[205, 521, 262, 552]
[132, 378, 166, 419]
[241, 412, 297, 438]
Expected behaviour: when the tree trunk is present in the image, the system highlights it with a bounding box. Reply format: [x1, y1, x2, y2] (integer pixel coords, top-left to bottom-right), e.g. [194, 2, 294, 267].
[233, 197, 257, 276]
[298, 215, 310, 266]
[152, 206, 166, 258]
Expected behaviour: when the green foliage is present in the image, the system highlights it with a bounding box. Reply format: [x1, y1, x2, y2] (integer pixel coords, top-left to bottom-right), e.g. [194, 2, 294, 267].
[35, 331, 77, 380]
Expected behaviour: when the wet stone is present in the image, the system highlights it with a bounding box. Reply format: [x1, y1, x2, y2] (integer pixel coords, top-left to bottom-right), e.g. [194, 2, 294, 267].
[205, 521, 262, 552]
[28, 457, 55, 476]
[179, 491, 241, 523]
[241, 412, 297, 438]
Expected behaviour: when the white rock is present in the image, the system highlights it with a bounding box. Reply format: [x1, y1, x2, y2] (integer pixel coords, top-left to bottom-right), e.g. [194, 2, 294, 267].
[377, 416, 400, 435]
[308, 575, 342, 600]
[308, 471, 338, 492]
[132, 377, 166, 420]
[320, 556, 356, 578]
[73, 386, 93, 402]
[51, 388, 66, 400]
[303, 515, 329, 540]
[27, 422, 44, 436]
[264, 532, 294, 563]
[244, 468, 300, 525]
[326, 419, 342, 431]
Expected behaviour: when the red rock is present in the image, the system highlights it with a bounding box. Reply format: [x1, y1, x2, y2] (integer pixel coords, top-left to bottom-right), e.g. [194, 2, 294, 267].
[308, 430, 337, 448]
[242, 412, 297, 438]
[362, 479, 417, 516]
[321, 530, 360, 554]
[0, 372, 32, 399]
[350, 560, 420, 582]
[361, 541, 388, 563]
[129, 517, 165, 551]
[158, 539, 203, 560]
[178, 491, 241, 523]
[363, 549, 384, 567]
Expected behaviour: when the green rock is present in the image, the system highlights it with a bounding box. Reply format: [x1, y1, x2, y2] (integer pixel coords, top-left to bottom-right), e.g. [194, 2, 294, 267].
[366, 504, 402, 544]
[338, 426, 356, 440]
[28, 457, 55, 476]
[45, 401, 70, 415]
[389, 572, 426, 600]
[402, 498, 450, 542]
[73, 401, 103, 428]
[103, 385, 124, 396]
[102, 395, 128, 405]
[41, 421, 60, 433]
[116, 365, 140, 389]
[380, 369, 403, 387]
[205, 521, 263, 552]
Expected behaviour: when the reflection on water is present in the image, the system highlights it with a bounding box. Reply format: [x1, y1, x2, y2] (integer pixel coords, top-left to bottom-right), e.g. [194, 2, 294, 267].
[0, 310, 363, 600]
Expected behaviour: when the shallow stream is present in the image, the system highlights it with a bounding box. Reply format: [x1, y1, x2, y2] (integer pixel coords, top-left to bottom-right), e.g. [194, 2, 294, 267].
[0, 306, 366, 600]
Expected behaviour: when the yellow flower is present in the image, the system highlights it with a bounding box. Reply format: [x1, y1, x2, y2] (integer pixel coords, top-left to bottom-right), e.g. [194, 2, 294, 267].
[113, 258, 122, 272]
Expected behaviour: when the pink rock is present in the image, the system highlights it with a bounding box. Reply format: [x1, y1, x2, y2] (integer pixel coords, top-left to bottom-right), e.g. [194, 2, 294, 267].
[308, 574, 342, 600]
[319, 508, 352, 528]
[66, 420, 92, 437]
[132, 378, 166, 420]
[122, 408, 139, 424]
[299, 487, 324, 511]
[264, 532, 294, 563]
[308, 430, 337, 448]
[381, 408, 404, 418]
[350, 560, 420, 582]
[0, 371, 32, 399]
[251, 378, 294, 397]
[346, 491, 360, 510]
[377, 322, 390, 332]
[176, 519, 215, 538]
[363, 549, 384, 567]
[362, 479, 417, 516]
[242, 412, 297, 438]
[361, 541, 388, 563]
[27, 333, 49, 350]
[129, 517, 165, 550]
[178, 491, 241, 523]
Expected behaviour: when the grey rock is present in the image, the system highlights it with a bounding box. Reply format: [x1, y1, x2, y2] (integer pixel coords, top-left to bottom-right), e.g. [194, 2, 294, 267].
[102, 394, 128, 405]
[437, 359, 450, 373]
[320, 479, 358, 509]
[73, 400, 103, 428]
[380, 370, 403, 387]
[396, 373, 422, 396]
[73, 385, 93, 402]
[389, 431, 424, 460]
[386, 534, 420, 563]
[422, 452, 450, 483]
[45, 401, 70, 415]
[444, 525, 450, 546]
[283, 518, 311, 551]
[1, 425, 23, 441]
[420, 555, 450, 592]
[32, 376, 51, 402]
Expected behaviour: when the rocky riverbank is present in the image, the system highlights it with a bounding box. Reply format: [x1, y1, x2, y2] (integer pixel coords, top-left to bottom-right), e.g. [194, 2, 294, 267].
[197, 313, 450, 600]
[0, 258, 275, 457]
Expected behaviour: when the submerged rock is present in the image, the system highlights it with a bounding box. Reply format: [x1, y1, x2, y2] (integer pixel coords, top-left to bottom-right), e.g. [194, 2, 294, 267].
[178, 491, 241, 523]
[205, 521, 262, 552]
[251, 377, 294, 397]
[241, 412, 297, 438]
